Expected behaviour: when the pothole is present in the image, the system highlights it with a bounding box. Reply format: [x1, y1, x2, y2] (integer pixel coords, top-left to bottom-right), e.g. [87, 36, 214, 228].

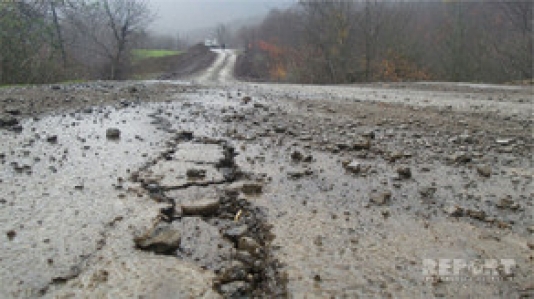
[130, 131, 287, 297]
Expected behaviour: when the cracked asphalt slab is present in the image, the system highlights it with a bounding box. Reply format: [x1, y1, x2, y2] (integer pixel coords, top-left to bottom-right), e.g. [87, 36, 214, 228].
[0, 49, 533, 298]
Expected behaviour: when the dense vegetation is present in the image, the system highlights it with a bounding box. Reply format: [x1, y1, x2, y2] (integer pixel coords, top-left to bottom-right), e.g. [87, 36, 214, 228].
[235, 1, 532, 84]
[0, 0, 155, 85]
[131, 49, 182, 61]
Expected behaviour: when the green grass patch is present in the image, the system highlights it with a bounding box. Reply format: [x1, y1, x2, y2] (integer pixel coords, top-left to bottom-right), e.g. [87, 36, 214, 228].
[0, 83, 31, 89]
[132, 49, 182, 62]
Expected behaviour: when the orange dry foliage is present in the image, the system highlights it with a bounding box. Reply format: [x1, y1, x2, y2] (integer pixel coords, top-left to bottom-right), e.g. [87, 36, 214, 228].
[378, 50, 431, 81]
[256, 40, 288, 80]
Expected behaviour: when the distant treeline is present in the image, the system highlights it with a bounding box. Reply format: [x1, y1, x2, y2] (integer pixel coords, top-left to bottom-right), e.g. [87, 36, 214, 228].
[0, 0, 160, 85]
[235, 1, 532, 84]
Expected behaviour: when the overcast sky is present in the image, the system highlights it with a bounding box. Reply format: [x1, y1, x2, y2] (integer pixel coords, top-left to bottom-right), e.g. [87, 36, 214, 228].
[148, 0, 294, 35]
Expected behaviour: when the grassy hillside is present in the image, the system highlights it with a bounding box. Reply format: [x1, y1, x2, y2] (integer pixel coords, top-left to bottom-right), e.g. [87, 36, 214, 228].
[130, 44, 216, 80]
[131, 49, 182, 62]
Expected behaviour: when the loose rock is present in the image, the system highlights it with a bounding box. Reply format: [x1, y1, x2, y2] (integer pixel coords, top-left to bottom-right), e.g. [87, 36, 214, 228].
[370, 191, 392, 205]
[181, 198, 220, 216]
[445, 205, 464, 217]
[134, 224, 181, 254]
[476, 165, 492, 177]
[291, 150, 303, 162]
[186, 168, 207, 179]
[241, 96, 252, 104]
[106, 128, 121, 139]
[238, 237, 261, 255]
[224, 225, 248, 241]
[0, 114, 18, 128]
[419, 186, 437, 198]
[219, 281, 251, 297]
[46, 135, 58, 144]
[396, 166, 412, 179]
[227, 182, 263, 195]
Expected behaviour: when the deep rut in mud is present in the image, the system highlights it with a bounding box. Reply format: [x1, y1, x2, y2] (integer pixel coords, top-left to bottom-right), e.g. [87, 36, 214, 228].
[129, 126, 287, 297]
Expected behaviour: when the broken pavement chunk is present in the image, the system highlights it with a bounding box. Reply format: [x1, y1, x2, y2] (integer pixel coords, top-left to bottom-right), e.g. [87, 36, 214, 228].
[180, 198, 220, 216]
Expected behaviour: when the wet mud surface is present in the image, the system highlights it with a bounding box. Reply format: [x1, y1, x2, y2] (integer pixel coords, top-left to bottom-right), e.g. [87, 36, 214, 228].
[1, 51, 533, 298]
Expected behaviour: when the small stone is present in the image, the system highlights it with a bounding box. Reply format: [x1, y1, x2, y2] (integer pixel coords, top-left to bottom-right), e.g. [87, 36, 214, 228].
[0, 114, 18, 128]
[496, 138, 513, 146]
[362, 130, 375, 139]
[241, 96, 252, 104]
[134, 224, 181, 254]
[445, 205, 463, 217]
[467, 209, 486, 221]
[303, 155, 313, 162]
[217, 261, 248, 283]
[46, 135, 58, 144]
[449, 152, 471, 164]
[235, 250, 255, 265]
[458, 134, 474, 144]
[186, 168, 206, 179]
[225, 181, 263, 195]
[106, 128, 121, 139]
[496, 196, 515, 209]
[181, 198, 220, 216]
[291, 150, 303, 162]
[219, 281, 251, 296]
[273, 125, 286, 133]
[145, 183, 160, 193]
[238, 237, 261, 255]
[345, 160, 361, 174]
[6, 230, 16, 241]
[353, 138, 371, 150]
[224, 225, 248, 241]
[287, 170, 305, 179]
[419, 186, 437, 198]
[241, 182, 263, 195]
[370, 191, 392, 205]
[396, 166, 412, 179]
[476, 165, 492, 177]
[5, 108, 21, 115]
[388, 151, 404, 162]
[176, 130, 194, 141]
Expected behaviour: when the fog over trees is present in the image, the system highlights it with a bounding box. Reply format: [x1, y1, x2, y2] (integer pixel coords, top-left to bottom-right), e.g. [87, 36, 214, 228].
[1, 0, 154, 83]
[1, 0, 532, 85]
[235, 1, 532, 84]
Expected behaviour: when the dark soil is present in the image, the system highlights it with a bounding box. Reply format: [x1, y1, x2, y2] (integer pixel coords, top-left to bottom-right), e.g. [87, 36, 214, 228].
[234, 50, 270, 82]
[157, 44, 217, 80]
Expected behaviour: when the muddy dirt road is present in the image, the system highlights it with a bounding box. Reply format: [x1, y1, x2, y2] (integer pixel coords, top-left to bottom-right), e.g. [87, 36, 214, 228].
[0, 50, 533, 298]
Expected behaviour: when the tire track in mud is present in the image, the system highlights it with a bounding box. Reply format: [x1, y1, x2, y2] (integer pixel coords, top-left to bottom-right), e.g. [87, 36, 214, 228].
[208, 53, 230, 83]
[129, 115, 287, 297]
[195, 50, 236, 85]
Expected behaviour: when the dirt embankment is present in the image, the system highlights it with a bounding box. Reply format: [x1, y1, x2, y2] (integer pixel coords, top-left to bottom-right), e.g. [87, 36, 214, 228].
[233, 50, 271, 82]
[129, 44, 217, 80]
[156, 44, 217, 80]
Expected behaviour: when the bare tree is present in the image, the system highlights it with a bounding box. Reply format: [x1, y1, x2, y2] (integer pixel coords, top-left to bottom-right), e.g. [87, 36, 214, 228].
[495, 1, 533, 80]
[299, 1, 356, 83]
[0, 0, 66, 84]
[215, 24, 230, 47]
[63, 0, 153, 79]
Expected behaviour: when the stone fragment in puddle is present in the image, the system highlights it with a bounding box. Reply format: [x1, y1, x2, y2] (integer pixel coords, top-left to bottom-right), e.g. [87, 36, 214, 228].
[135, 224, 181, 254]
[180, 198, 220, 216]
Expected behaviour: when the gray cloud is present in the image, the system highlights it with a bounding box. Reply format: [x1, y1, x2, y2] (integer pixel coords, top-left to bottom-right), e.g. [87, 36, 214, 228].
[148, 0, 294, 35]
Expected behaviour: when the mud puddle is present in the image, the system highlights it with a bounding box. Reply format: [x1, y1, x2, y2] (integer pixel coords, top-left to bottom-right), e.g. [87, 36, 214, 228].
[1, 79, 533, 298]
[0, 101, 176, 297]
[130, 131, 287, 297]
